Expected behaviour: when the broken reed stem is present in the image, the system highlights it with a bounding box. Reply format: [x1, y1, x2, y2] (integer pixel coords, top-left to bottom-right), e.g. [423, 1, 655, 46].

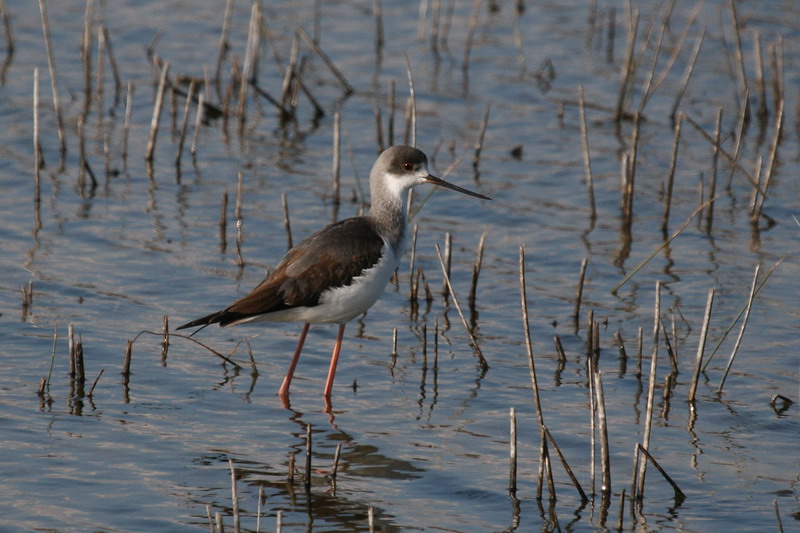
[612, 196, 717, 293]
[175, 79, 196, 168]
[509, 407, 517, 496]
[704, 108, 723, 232]
[229, 457, 240, 533]
[68, 323, 76, 377]
[33, 67, 41, 207]
[472, 103, 490, 178]
[519, 245, 544, 426]
[614, 3, 638, 122]
[703, 256, 785, 371]
[574, 257, 588, 320]
[282, 192, 293, 250]
[635, 281, 661, 500]
[37, 0, 66, 163]
[594, 368, 611, 495]
[191, 88, 205, 156]
[468, 231, 487, 315]
[332, 108, 341, 208]
[161, 315, 170, 364]
[304, 424, 312, 491]
[214, 0, 235, 99]
[331, 442, 343, 489]
[220, 190, 228, 253]
[578, 86, 596, 222]
[441, 232, 452, 298]
[296, 27, 353, 95]
[543, 425, 589, 502]
[87, 368, 104, 397]
[752, 97, 785, 223]
[434, 243, 487, 370]
[122, 339, 132, 379]
[661, 112, 683, 234]
[122, 81, 133, 162]
[462, 0, 481, 73]
[145, 61, 170, 162]
[718, 264, 760, 393]
[688, 288, 714, 404]
[670, 26, 705, 124]
[404, 54, 416, 147]
[637, 444, 686, 501]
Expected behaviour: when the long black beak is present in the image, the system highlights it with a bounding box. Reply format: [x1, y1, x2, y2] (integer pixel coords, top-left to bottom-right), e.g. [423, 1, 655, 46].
[425, 174, 491, 200]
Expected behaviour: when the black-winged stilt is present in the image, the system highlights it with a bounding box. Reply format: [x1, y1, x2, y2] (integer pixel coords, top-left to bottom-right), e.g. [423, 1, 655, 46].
[177, 145, 490, 403]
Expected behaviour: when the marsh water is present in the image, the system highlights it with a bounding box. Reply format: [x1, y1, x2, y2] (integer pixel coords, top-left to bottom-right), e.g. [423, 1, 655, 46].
[0, 1, 798, 531]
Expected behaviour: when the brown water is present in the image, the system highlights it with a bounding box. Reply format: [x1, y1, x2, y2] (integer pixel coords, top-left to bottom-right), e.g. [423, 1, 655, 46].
[0, 1, 797, 531]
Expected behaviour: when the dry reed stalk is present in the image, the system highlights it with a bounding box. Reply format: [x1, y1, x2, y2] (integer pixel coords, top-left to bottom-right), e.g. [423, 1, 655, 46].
[161, 315, 170, 364]
[279, 32, 300, 120]
[635, 326, 643, 377]
[509, 407, 517, 495]
[0, 0, 12, 54]
[95, 25, 105, 123]
[37, 0, 66, 164]
[617, 487, 626, 531]
[636, 444, 685, 500]
[33, 68, 41, 207]
[296, 27, 353, 95]
[391, 328, 398, 358]
[256, 486, 265, 533]
[614, 1, 638, 123]
[68, 323, 76, 377]
[649, 1, 703, 98]
[145, 61, 170, 162]
[282, 192, 293, 250]
[404, 55, 417, 147]
[304, 424, 312, 491]
[684, 114, 764, 194]
[332, 109, 341, 209]
[753, 31, 767, 124]
[543, 425, 588, 501]
[81, 0, 93, 117]
[612, 196, 717, 293]
[441, 232, 452, 298]
[704, 108, 723, 232]
[462, 0, 481, 73]
[228, 457, 240, 533]
[635, 12, 667, 115]
[635, 281, 661, 499]
[751, 98, 784, 223]
[331, 442, 343, 490]
[659, 318, 677, 375]
[220, 191, 228, 253]
[190, 90, 205, 156]
[287, 451, 296, 483]
[236, 0, 260, 135]
[430, 0, 440, 56]
[661, 112, 683, 234]
[122, 340, 132, 393]
[578, 86, 596, 222]
[386, 78, 395, 147]
[87, 368, 103, 397]
[214, 0, 235, 99]
[276, 510, 283, 532]
[434, 244, 487, 370]
[768, 37, 784, 118]
[727, 0, 749, 116]
[373, 0, 384, 57]
[121, 81, 133, 163]
[554, 336, 566, 364]
[408, 223, 419, 300]
[588, 357, 597, 495]
[175, 80, 196, 168]
[670, 26, 705, 124]
[472, 104, 490, 179]
[235, 172, 245, 268]
[468, 231, 487, 322]
[368, 505, 375, 533]
[574, 257, 589, 321]
[718, 264, 760, 393]
[594, 369, 611, 495]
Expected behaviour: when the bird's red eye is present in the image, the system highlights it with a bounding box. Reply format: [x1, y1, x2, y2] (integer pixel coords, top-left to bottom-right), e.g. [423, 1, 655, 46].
[402, 162, 414, 172]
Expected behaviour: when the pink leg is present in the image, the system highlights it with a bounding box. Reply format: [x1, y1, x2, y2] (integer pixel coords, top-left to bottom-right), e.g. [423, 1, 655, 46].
[322, 324, 346, 399]
[278, 323, 310, 398]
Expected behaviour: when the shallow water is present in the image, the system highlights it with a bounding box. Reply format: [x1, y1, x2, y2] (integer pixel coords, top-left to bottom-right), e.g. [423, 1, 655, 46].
[0, 0, 798, 531]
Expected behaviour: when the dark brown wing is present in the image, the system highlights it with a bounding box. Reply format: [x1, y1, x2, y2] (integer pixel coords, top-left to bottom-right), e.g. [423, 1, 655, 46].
[177, 217, 385, 329]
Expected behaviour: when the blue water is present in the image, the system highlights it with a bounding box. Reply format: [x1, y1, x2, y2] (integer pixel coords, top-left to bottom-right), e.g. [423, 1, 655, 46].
[0, 0, 797, 531]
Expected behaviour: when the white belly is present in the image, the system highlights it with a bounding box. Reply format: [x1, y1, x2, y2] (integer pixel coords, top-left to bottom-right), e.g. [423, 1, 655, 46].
[233, 239, 403, 325]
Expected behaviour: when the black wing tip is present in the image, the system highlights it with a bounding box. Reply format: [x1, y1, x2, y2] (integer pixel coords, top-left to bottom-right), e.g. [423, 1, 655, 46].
[176, 311, 223, 331]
